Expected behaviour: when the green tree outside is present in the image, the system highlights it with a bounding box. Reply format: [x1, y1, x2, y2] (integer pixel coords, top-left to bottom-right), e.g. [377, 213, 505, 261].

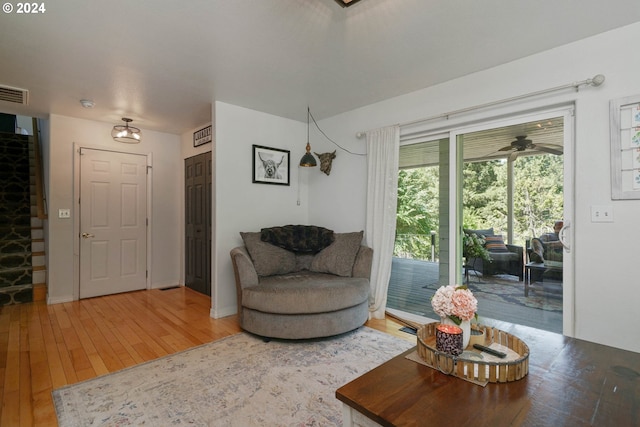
[394, 154, 563, 260]
[394, 168, 439, 259]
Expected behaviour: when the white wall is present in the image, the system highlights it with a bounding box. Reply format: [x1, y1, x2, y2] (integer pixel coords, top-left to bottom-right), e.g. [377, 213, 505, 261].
[213, 102, 308, 317]
[308, 23, 640, 353]
[304, 119, 369, 233]
[47, 114, 182, 302]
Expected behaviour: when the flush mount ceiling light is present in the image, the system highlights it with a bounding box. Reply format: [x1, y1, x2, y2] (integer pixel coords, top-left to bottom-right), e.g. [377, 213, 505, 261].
[299, 107, 317, 167]
[111, 117, 142, 144]
[334, 0, 362, 7]
[79, 99, 95, 108]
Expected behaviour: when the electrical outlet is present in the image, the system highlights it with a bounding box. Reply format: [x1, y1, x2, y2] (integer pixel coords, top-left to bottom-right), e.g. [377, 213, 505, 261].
[591, 205, 613, 223]
[58, 208, 71, 219]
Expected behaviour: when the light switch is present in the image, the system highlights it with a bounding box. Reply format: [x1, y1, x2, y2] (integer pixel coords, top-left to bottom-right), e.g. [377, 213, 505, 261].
[591, 205, 613, 222]
[58, 208, 71, 219]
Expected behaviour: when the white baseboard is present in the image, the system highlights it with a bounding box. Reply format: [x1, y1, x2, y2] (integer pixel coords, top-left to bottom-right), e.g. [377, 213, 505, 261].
[210, 305, 237, 319]
[47, 295, 74, 305]
[150, 282, 183, 290]
[47, 283, 183, 304]
[386, 308, 438, 325]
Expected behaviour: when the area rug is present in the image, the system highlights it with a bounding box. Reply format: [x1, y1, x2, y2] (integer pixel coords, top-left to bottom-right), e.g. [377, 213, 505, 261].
[468, 278, 562, 312]
[423, 276, 562, 313]
[52, 327, 414, 426]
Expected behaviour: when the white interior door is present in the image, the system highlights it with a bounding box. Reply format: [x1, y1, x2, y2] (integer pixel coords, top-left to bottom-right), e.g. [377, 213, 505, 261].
[79, 148, 147, 298]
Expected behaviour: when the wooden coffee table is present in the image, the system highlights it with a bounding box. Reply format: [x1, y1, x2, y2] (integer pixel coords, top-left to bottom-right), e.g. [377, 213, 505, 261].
[336, 322, 640, 426]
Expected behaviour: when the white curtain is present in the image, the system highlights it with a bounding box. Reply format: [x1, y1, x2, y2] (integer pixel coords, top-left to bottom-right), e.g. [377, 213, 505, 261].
[365, 125, 400, 319]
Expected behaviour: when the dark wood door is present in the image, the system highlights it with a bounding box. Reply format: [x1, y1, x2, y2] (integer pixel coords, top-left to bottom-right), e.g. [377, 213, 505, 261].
[185, 152, 211, 296]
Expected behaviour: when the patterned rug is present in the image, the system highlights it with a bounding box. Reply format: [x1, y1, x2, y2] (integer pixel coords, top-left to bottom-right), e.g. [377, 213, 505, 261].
[53, 327, 414, 426]
[424, 275, 562, 313]
[469, 277, 562, 312]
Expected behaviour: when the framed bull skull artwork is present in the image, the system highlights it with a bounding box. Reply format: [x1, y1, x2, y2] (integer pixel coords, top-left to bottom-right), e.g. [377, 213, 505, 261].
[252, 145, 290, 186]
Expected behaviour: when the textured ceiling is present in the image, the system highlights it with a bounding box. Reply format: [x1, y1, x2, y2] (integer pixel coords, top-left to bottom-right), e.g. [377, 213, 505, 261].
[0, 0, 639, 134]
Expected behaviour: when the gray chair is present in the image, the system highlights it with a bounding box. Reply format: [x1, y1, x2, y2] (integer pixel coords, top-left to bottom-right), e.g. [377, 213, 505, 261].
[230, 228, 372, 339]
[465, 228, 524, 281]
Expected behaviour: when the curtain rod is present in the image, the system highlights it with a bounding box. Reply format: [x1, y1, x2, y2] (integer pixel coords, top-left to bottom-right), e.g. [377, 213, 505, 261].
[355, 74, 605, 139]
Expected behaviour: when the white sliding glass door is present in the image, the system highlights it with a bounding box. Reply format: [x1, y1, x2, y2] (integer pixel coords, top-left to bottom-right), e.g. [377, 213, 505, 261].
[387, 106, 574, 335]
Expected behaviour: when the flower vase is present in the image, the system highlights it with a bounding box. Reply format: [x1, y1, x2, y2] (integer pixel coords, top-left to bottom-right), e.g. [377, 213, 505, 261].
[441, 317, 471, 349]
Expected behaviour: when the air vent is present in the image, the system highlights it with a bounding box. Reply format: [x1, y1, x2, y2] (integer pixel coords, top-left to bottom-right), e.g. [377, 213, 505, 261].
[0, 85, 29, 105]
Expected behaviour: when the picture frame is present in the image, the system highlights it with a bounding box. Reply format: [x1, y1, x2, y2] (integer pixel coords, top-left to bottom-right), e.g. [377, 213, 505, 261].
[252, 145, 290, 186]
[193, 125, 212, 147]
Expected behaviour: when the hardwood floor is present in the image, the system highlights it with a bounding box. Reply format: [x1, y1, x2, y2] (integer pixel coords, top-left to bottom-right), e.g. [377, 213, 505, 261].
[0, 287, 413, 426]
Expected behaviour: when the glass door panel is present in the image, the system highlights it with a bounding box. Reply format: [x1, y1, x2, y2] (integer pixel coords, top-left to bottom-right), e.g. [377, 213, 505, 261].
[457, 116, 565, 333]
[386, 137, 450, 321]
[386, 107, 573, 335]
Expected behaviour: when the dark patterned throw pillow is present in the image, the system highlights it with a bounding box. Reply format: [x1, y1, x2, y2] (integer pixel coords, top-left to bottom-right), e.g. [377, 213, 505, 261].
[260, 225, 335, 253]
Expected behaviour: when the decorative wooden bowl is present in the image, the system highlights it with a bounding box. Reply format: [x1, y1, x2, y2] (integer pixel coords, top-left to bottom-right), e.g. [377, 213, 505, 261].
[417, 322, 529, 383]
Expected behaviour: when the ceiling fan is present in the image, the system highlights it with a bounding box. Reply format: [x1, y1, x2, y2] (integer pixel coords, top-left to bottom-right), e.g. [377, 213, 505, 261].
[498, 136, 563, 157]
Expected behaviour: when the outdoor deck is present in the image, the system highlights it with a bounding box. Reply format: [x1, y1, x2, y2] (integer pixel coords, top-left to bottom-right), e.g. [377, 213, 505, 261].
[387, 257, 562, 333]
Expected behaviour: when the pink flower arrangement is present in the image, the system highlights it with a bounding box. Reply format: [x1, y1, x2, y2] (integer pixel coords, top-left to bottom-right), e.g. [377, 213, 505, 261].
[431, 284, 478, 325]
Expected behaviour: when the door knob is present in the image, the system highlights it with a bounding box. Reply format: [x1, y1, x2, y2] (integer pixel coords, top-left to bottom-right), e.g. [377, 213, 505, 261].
[82, 232, 95, 239]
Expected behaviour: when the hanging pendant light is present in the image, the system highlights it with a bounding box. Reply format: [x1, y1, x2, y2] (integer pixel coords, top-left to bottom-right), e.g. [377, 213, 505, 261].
[299, 107, 317, 167]
[111, 117, 142, 144]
